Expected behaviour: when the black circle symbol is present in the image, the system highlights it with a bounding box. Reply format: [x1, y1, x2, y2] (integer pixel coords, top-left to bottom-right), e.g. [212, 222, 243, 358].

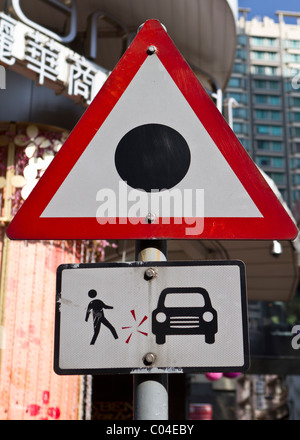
[114, 124, 191, 192]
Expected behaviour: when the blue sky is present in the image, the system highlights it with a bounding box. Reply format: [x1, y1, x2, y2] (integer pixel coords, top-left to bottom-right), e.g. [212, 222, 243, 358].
[238, 0, 300, 21]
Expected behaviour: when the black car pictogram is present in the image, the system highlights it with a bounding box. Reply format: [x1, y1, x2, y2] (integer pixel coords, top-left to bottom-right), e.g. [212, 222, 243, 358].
[152, 287, 218, 345]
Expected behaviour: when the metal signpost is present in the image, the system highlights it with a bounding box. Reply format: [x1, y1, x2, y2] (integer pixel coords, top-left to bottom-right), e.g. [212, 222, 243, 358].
[6, 19, 298, 421]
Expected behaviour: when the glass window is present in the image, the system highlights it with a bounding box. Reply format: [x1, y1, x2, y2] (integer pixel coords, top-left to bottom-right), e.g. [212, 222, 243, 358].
[285, 67, 300, 78]
[272, 157, 284, 167]
[254, 80, 280, 90]
[292, 174, 300, 185]
[251, 51, 278, 61]
[254, 79, 267, 89]
[269, 96, 281, 106]
[292, 190, 300, 202]
[252, 65, 266, 75]
[238, 35, 247, 46]
[285, 53, 300, 63]
[236, 49, 247, 60]
[256, 156, 271, 166]
[255, 110, 281, 120]
[268, 172, 285, 184]
[251, 37, 277, 47]
[256, 125, 282, 136]
[254, 94, 281, 106]
[254, 94, 268, 104]
[233, 123, 249, 134]
[239, 138, 250, 151]
[226, 92, 248, 104]
[233, 63, 247, 74]
[228, 77, 242, 88]
[285, 40, 300, 49]
[232, 107, 248, 119]
[289, 97, 300, 107]
[251, 51, 263, 59]
[256, 140, 283, 152]
[251, 65, 279, 75]
[257, 140, 269, 150]
[271, 126, 282, 136]
[269, 81, 280, 90]
[289, 112, 300, 122]
[290, 158, 300, 169]
[256, 124, 269, 134]
[272, 141, 283, 151]
[257, 157, 284, 168]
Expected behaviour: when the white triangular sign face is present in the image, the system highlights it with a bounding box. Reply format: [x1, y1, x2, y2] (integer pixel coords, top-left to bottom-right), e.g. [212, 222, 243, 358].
[6, 20, 298, 240]
[42, 55, 261, 220]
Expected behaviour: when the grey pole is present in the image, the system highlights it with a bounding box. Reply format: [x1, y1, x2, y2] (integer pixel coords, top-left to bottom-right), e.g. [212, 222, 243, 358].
[133, 239, 169, 420]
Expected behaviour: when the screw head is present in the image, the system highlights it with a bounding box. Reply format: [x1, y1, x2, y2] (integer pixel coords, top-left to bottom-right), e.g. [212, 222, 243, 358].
[145, 213, 156, 224]
[143, 352, 156, 366]
[147, 45, 157, 55]
[145, 267, 157, 280]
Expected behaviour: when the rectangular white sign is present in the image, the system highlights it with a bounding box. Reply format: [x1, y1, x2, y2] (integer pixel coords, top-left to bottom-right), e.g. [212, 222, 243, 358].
[54, 260, 249, 374]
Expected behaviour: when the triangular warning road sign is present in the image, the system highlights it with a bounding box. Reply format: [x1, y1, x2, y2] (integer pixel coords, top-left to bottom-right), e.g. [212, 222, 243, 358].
[6, 20, 298, 240]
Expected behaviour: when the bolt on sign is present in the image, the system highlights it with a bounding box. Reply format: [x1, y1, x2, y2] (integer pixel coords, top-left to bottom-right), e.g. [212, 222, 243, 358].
[54, 261, 249, 374]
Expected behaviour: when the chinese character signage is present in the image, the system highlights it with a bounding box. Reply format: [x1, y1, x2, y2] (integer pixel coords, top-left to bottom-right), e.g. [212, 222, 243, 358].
[0, 12, 108, 106]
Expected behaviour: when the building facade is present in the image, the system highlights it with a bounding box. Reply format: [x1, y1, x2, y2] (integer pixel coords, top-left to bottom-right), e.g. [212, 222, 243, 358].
[226, 10, 300, 211]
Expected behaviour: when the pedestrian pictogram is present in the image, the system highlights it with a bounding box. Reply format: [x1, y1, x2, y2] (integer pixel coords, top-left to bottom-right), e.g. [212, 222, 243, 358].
[6, 20, 298, 241]
[85, 289, 118, 344]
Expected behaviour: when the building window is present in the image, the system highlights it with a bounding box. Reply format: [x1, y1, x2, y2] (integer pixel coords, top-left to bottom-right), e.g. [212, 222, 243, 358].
[290, 158, 300, 169]
[233, 123, 249, 135]
[251, 65, 279, 76]
[251, 36, 277, 47]
[292, 142, 300, 153]
[290, 127, 300, 138]
[288, 112, 300, 122]
[267, 172, 285, 185]
[285, 40, 300, 49]
[269, 96, 281, 106]
[236, 48, 247, 60]
[227, 77, 243, 88]
[256, 124, 283, 136]
[256, 156, 284, 168]
[288, 97, 300, 107]
[225, 92, 248, 104]
[255, 109, 281, 120]
[233, 63, 247, 74]
[253, 79, 280, 90]
[285, 53, 300, 63]
[254, 94, 281, 106]
[285, 67, 300, 78]
[238, 34, 247, 46]
[292, 174, 300, 185]
[292, 190, 300, 202]
[251, 51, 278, 61]
[238, 137, 250, 151]
[232, 107, 248, 119]
[257, 140, 283, 152]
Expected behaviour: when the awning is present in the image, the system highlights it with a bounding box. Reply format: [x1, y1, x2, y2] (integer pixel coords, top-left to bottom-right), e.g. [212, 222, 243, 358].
[16, 0, 238, 92]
